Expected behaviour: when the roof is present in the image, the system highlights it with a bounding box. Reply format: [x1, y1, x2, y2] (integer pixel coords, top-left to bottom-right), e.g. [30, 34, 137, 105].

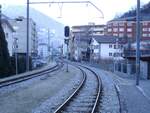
[75, 36, 91, 44]
[1, 14, 15, 32]
[93, 35, 126, 44]
[72, 24, 105, 29]
[1, 19, 15, 32]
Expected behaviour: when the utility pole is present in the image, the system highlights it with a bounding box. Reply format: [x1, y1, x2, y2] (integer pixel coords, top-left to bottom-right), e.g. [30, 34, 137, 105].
[48, 29, 50, 62]
[136, 0, 141, 85]
[14, 38, 18, 75]
[66, 42, 69, 72]
[26, 0, 30, 71]
[0, 5, 2, 24]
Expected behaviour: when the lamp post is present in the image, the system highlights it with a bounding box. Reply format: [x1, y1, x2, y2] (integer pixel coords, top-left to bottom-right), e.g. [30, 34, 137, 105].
[136, 0, 141, 85]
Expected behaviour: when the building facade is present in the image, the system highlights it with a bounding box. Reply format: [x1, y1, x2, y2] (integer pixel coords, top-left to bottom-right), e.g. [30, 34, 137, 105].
[70, 24, 106, 61]
[107, 17, 150, 41]
[9, 16, 38, 57]
[90, 36, 124, 61]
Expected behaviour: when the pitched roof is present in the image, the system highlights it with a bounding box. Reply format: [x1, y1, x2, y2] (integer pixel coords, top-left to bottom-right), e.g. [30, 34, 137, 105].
[75, 36, 91, 44]
[93, 35, 126, 44]
[1, 14, 15, 32]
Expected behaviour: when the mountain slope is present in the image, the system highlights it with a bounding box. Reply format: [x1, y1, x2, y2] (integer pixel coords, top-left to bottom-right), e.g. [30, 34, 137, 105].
[3, 5, 64, 36]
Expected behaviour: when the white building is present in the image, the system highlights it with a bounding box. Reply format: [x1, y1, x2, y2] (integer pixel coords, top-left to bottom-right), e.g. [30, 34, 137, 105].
[9, 16, 38, 56]
[37, 28, 54, 59]
[90, 36, 124, 60]
[1, 15, 15, 56]
[70, 24, 106, 61]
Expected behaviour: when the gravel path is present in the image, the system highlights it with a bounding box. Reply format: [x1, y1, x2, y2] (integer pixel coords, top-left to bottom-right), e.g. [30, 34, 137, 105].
[0, 64, 82, 113]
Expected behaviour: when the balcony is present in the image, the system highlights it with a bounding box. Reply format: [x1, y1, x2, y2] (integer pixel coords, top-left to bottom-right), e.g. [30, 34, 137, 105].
[123, 49, 150, 58]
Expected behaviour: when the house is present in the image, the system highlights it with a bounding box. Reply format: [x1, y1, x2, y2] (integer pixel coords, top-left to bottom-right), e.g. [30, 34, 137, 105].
[9, 16, 38, 57]
[90, 36, 125, 61]
[70, 24, 106, 61]
[1, 14, 15, 56]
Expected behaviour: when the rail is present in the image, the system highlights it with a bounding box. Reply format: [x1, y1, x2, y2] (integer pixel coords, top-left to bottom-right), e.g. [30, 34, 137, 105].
[54, 62, 102, 113]
[0, 62, 63, 88]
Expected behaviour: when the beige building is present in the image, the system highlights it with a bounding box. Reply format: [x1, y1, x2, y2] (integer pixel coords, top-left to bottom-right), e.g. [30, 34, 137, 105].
[9, 16, 38, 56]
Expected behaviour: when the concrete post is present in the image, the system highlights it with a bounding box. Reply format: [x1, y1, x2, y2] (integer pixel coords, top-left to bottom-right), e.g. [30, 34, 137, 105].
[140, 60, 148, 79]
[127, 63, 132, 75]
[121, 63, 124, 73]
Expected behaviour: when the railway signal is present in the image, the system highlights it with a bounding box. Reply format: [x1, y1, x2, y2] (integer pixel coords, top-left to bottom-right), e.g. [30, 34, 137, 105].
[64, 26, 70, 72]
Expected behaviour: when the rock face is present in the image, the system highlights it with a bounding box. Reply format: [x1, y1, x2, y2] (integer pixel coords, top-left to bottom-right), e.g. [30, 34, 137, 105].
[0, 23, 11, 76]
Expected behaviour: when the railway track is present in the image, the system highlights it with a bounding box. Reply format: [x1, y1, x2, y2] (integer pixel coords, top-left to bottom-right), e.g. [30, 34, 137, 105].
[0, 62, 63, 88]
[54, 63, 102, 113]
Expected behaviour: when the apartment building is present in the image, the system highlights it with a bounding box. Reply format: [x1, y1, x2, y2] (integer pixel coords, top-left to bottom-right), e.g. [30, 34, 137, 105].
[9, 16, 38, 57]
[107, 16, 150, 41]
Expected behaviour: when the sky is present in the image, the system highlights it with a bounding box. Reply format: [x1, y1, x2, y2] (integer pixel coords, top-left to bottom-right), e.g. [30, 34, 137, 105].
[1, 0, 150, 26]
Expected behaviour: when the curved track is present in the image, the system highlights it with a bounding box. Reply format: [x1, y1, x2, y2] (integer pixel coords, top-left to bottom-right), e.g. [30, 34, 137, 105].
[0, 62, 63, 88]
[54, 63, 102, 113]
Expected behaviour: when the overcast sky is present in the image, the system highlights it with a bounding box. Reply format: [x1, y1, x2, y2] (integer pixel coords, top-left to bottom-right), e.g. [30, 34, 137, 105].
[1, 0, 150, 26]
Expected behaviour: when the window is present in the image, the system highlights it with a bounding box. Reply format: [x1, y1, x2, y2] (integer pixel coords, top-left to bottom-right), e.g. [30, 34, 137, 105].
[113, 33, 118, 36]
[143, 33, 148, 37]
[121, 45, 123, 48]
[119, 28, 124, 32]
[127, 28, 132, 32]
[108, 28, 112, 32]
[127, 34, 132, 38]
[143, 28, 148, 32]
[107, 24, 112, 27]
[113, 53, 117, 57]
[113, 28, 118, 32]
[143, 22, 148, 26]
[113, 53, 121, 57]
[113, 23, 118, 26]
[114, 45, 116, 49]
[109, 53, 112, 56]
[109, 44, 112, 48]
[94, 45, 99, 49]
[119, 33, 124, 37]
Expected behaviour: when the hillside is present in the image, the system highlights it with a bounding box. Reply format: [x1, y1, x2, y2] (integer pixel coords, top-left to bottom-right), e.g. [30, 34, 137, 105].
[118, 2, 150, 18]
[3, 5, 64, 38]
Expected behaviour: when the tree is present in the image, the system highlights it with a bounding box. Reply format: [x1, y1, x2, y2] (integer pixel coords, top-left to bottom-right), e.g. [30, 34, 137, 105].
[0, 22, 11, 77]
